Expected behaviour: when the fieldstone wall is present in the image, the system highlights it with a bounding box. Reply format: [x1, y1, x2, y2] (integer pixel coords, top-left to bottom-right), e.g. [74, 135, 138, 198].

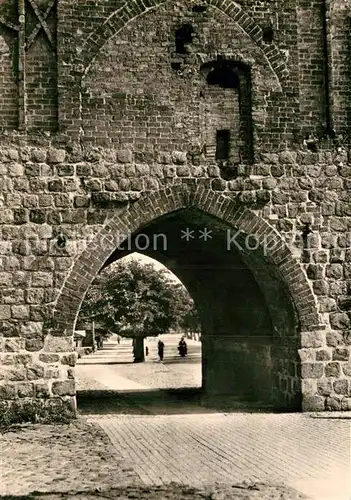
[0, 145, 350, 411]
[0, 0, 350, 413]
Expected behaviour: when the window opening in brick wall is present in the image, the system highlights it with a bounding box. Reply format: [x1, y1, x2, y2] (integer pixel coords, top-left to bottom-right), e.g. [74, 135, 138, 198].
[192, 5, 207, 13]
[206, 64, 240, 89]
[175, 24, 193, 54]
[201, 60, 254, 166]
[262, 26, 274, 44]
[171, 62, 181, 71]
[216, 129, 230, 160]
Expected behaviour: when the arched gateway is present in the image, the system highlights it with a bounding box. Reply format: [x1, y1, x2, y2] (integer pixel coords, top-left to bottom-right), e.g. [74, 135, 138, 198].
[51, 184, 321, 411]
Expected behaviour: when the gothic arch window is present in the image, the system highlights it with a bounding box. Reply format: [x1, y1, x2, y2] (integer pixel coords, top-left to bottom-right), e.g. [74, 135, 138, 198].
[200, 60, 253, 171]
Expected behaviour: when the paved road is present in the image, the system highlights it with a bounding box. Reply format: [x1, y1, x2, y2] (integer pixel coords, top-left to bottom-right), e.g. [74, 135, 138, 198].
[94, 413, 350, 500]
[76, 335, 202, 391]
[75, 337, 351, 500]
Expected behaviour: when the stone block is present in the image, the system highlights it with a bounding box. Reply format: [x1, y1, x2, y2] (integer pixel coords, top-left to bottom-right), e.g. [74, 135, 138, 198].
[31, 149, 47, 163]
[301, 331, 324, 348]
[17, 382, 34, 398]
[14, 354, 32, 365]
[35, 382, 50, 398]
[271, 165, 284, 177]
[48, 179, 64, 192]
[319, 298, 337, 313]
[25, 163, 40, 176]
[157, 151, 172, 164]
[52, 380, 75, 396]
[25, 288, 45, 304]
[11, 305, 30, 320]
[343, 362, 351, 377]
[29, 209, 47, 224]
[212, 178, 226, 191]
[301, 395, 325, 412]
[330, 313, 350, 331]
[0, 272, 12, 286]
[5, 338, 24, 352]
[13, 208, 28, 225]
[117, 149, 133, 163]
[44, 336, 74, 353]
[39, 354, 60, 363]
[74, 196, 90, 208]
[176, 166, 190, 177]
[1, 354, 14, 365]
[317, 380, 333, 396]
[47, 148, 66, 163]
[8, 163, 24, 176]
[325, 362, 341, 377]
[325, 397, 341, 411]
[301, 363, 324, 379]
[172, 151, 187, 165]
[57, 164, 74, 176]
[135, 164, 149, 176]
[316, 350, 331, 361]
[45, 367, 60, 379]
[0, 384, 16, 399]
[333, 380, 349, 395]
[61, 353, 77, 367]
[326, 331, 344, 347]
[27, 365, 45, 380]
[332, 348, 350, 361]
[20, 322, 43, 339]
[31, 272, 53, 288]
[341, 398, 351, 411]
[0, 306, 11, 320]
[326, 264, 343, 280]
[164, 166, 176, 178]
[298, 349, 315, 362]
[7, 367, 26, 381]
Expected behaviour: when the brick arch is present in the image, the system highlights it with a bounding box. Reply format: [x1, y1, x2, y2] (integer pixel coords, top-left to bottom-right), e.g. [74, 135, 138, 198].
[53, 184, 319, 337]
[76, 0, 287, 84]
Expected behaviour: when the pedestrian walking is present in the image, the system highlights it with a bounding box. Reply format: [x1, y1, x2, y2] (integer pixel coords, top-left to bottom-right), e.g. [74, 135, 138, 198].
[116, 335, 121, 344]
[157, 339, 164, 361]
[178, 337, 187, 357]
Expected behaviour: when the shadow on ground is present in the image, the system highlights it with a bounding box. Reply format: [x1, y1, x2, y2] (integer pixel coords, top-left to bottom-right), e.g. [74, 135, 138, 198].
[77, 387, 280, 415]
[77, 357, 201, 366]
[0, 483, 310, 499]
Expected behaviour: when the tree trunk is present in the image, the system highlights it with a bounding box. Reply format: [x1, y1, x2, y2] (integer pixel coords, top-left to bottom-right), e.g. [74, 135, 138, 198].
[133, 336, 145, 363]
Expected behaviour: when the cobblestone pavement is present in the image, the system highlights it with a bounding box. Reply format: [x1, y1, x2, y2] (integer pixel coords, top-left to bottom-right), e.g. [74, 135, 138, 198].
[1, 338, 350, 500]
[0, 419, 140, 497]
[90, 412, 350, 500]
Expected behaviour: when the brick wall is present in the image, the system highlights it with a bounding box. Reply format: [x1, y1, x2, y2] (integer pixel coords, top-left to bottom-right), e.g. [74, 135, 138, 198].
[0, 28, 18, 130]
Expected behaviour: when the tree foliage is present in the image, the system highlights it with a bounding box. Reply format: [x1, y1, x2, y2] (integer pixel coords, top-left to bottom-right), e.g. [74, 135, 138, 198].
[78, 259, 200, 339]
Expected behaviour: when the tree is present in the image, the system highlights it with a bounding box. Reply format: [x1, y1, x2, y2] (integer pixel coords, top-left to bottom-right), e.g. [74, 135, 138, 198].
[78, 259, 195, 362]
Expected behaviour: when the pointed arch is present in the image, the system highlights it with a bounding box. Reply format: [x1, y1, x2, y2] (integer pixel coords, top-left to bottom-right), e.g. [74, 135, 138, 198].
[52, 184, 319, 337]
[74, 0, 287, 84]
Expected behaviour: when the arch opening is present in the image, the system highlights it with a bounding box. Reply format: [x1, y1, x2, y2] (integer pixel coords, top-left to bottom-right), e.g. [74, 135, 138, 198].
[75, 252, 203, 412]
[73, 207, 301, 410]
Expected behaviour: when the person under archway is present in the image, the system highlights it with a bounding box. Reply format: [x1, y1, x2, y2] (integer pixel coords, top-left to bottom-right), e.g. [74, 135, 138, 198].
[158, 339, 164, 361]
[178, 337, 187, 357]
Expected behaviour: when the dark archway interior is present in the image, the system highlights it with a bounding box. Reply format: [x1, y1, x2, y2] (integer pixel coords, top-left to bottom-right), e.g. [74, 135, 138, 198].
[103, 208, 301, 410]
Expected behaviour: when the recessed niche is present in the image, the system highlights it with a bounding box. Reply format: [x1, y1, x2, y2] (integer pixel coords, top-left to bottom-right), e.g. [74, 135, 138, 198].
[171, 62, 181, 71]
[200, 60, 254, 165]
[175, 24, 194, 54]
[206, 63, 240, 89]
[192, 5, 207, 13]
[216, 130, 230, 160]
[262, 26, 274, 43]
